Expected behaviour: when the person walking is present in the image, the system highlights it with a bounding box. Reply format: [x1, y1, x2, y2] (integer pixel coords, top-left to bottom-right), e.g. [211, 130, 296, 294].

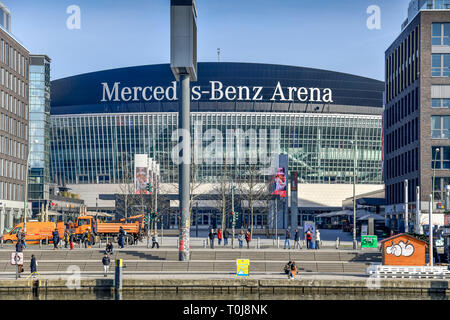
[245, 231, 251, 249]
[223, 229, 230, 246]
[289, 261, 297, 280]
[52, 228, 60, 250]
[118, 227, 125, 249]
[305, 228, 313, 249]
[294, 229, 301, 250]
[64, 230, 69, 249]
[238, 230, 245, 248]
[102, 253, 111, 277]
[30, 254, 38, 277]
[217, 228, 223, 246]
[208, 229, 216, 249]
[151, 232, 160, 249]
[82, 230, 89, 249]
[69, 230, 74, 250]
[315, 229, 321, 250]
[284, 228, 291, 250]
[105, 241, 114, 254]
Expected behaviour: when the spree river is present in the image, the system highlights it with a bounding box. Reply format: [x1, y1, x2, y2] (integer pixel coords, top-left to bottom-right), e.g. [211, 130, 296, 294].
[0, 290, 447, 300]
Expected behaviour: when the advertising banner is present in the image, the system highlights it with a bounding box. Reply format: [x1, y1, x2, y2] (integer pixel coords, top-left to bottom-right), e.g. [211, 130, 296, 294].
[236, 259, 250, 277]
[273, 167, 287, 198]
[135, 154, 149, 194]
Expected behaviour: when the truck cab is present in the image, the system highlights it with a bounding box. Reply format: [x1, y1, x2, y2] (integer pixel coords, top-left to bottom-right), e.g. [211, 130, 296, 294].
[74, 216, 96, 236]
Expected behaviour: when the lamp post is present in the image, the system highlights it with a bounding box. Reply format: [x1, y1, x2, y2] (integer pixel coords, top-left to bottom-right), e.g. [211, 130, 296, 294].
[351, 139, 357, 250]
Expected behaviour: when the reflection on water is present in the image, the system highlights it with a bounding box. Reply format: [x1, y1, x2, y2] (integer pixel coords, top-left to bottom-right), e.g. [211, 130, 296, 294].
[0, 290, 447, 301]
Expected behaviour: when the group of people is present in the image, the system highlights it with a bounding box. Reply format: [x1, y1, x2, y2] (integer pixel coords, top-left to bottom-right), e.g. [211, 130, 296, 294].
[208, 228, 251, 249]
[284, 228, 321, 250]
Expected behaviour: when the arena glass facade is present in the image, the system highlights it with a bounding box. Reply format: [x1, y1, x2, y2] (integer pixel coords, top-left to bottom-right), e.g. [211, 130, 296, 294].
[49, 63, 384, 227]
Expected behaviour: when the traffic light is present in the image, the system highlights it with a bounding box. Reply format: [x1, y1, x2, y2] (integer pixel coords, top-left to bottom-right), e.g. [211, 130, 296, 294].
[232, 211, 239, 226]
[146, 182, 152, 193]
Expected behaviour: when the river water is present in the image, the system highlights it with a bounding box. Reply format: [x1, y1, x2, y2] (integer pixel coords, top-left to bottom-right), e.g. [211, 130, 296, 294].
[0, 290, 447, 300]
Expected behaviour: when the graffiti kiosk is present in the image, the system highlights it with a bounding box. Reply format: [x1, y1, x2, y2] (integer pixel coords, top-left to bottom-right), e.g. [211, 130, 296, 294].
[380, 234, 427, 266]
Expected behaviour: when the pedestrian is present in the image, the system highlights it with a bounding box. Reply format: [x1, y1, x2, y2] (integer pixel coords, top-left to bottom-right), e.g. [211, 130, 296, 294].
[289, 261, 297, 280]
[64, 230, 69, 249]
[284, 261, 292, 277]
[133, 233, 139, 246]
[69, 230, 74, 250]
[284, 228, 291, 250]
[315, 229, 321, 250]
[82, 230, 89, 249]
[52, 228, 60, 250]
[102, 253, 111, 277]
[105, 241, 114, 254]
[294, 229, 301, 250]
[152, 232, 160, 249]
[30, 254, 38, 277]
[223, 229, 230, 246]
[208, 229, 216, 249]
[245, 230, 251, 249]
[118, 227, 125, 249]
[217, 228, 223, 246]
[17, 230, 26, 248]
[238, 230, 245, 248]
[15, 241, 24, 252]
[305, 228, 313, 249]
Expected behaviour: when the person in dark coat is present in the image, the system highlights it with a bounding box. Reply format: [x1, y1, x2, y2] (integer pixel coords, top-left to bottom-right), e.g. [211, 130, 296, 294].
[30, 255, 37, 275]
[208, 229, 216, 249]
[223, 229, 230, 246]
[102, 254, 111, 277]
[52, 229, 59, 250]
[15, 241, 24, 252]
[105, 241, 114, 254]
[118, 227, 125, 249]
[294, 229, 300, 249]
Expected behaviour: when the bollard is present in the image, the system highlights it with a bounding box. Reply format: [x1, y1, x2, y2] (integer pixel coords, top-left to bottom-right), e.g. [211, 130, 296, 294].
[336, 237, 340, 250]
[114, 259, 123, 291]
[98, 238, 102, 248]
[46, 237, 48, 246]
[203, 239, 207, 248]
[299, 239, 303, 250]
[79, 239, 82, 249]
[39, 239, 42, 249]
[1, 237, 3, 248]
[126, 237, 128, 246]
[277, 237, 280, 249]
[147, 236, 150, 248]
[257, 237, 260, 249]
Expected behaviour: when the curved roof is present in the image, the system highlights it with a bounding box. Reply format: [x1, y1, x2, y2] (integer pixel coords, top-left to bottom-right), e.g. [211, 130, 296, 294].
[50, 62, 384, 115]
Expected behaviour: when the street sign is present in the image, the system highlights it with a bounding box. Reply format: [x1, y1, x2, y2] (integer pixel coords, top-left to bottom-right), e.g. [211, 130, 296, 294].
[236, 259, 250, 277]
[11, 252, 23, 265]
[361, 235, 378, 249]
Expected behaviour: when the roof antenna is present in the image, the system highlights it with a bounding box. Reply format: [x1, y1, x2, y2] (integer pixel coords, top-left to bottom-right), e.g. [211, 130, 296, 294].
[217, 48, 220, 62]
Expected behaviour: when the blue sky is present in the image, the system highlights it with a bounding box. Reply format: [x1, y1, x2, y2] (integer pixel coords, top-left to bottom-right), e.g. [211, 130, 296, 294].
[6, 0, 410, 81]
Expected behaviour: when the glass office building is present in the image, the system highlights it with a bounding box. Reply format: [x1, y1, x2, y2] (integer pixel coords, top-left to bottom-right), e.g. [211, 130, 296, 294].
[28, 55, 51, 214]
[50, 62, 384, 224]
[50, 113, 382, 185]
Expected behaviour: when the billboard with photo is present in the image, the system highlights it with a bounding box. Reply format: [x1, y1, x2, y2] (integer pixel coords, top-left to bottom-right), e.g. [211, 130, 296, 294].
[273, 167, 287, 198]
[135, 167, 148, 194]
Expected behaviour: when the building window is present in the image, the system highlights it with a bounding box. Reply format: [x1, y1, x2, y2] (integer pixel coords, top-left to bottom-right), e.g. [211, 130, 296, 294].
[432, 116, 450, 138]
[432, 54, 450, 77]
[432, 98, 450, 108]
[432, 146, 450, 169]
[427, 0, 450, 10]
[432, 23, 450, 46]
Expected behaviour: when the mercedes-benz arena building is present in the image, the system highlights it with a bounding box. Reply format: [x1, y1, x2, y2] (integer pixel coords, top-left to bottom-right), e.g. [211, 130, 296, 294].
[50, 62, 384, 229]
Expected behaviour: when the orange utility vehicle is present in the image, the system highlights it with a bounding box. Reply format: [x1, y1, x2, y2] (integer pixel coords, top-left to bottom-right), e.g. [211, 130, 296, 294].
[72, 215, 142, 244]
[120, 214, 146, 230]
[2, 221, 65, 244]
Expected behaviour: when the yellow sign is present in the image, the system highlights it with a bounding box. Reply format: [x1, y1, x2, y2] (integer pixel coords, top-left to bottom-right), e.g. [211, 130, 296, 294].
[236, 259, 250, 277]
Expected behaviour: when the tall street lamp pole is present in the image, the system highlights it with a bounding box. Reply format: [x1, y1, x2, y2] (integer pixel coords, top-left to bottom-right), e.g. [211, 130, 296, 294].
[351, 139, 358, 250]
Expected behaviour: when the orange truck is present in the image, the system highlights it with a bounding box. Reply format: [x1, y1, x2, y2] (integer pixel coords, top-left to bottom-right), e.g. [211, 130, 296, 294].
[73, 215, 142, 244]
[2, 221, 65, 244]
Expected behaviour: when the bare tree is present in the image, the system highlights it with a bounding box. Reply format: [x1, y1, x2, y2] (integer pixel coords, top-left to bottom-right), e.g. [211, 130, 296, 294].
[237, 164, 269, 237]
[117, 162, 137, 219]
[212, 167, 232, 231]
